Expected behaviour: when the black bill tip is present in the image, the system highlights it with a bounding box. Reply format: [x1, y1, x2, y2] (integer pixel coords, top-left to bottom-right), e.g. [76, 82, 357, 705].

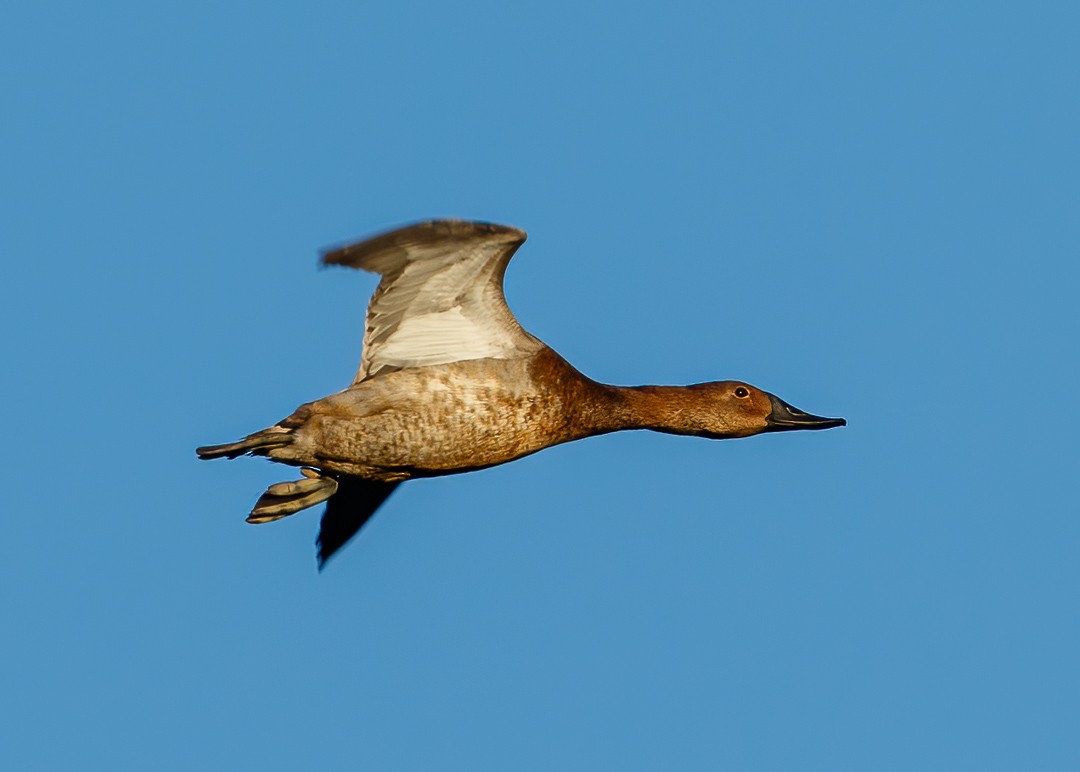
[765, 394, 846, 432]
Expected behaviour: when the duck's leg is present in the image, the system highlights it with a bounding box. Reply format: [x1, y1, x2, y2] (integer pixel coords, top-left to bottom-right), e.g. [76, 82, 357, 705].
[247, 468, 339, 524]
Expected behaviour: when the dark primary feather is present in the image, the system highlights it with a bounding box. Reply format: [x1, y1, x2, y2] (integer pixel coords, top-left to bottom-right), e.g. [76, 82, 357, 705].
[319, 219, 525, 271]
[316, 477, 401, 570]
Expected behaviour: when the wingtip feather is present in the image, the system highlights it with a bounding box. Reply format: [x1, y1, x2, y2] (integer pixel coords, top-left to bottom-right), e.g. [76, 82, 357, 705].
[319, 219, 526, 271]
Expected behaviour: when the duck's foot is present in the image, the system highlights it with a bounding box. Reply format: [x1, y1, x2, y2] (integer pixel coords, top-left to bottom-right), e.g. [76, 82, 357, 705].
[247, 468, 339, 524]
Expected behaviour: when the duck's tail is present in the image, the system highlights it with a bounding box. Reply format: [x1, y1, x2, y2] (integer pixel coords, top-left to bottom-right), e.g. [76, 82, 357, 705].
[196, 428, 293, 460]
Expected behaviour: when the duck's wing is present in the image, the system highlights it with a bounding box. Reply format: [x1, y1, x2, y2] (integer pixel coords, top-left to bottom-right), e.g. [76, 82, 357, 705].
[316, 477, 400, 570]
[322, 219, 543, 382]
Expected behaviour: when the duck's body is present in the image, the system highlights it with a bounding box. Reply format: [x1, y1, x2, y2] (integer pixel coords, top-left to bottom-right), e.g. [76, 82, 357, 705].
[198, 220, 845, 567]
[260, 351, 601, 480]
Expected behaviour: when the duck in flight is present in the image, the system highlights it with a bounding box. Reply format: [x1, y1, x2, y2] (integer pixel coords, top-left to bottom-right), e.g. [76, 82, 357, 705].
[197, 220, 845, 567]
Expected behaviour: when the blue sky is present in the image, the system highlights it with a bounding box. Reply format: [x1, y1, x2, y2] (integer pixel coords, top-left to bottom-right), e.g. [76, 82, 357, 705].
[2, 1, 1078, 769]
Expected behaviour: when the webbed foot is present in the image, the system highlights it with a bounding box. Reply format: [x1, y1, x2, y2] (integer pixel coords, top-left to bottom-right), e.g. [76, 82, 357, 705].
[247, 468, 339, 524]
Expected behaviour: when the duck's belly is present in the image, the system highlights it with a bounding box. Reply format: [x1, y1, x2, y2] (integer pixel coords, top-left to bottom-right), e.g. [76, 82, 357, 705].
[274, 359, 592, 480]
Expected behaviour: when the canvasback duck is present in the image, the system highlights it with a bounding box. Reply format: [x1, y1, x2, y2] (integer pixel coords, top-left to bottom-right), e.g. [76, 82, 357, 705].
[198, 220, 845, 567]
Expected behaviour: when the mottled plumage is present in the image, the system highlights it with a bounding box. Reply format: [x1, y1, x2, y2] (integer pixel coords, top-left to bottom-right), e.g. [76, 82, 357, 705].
[198, 220, 845, 568]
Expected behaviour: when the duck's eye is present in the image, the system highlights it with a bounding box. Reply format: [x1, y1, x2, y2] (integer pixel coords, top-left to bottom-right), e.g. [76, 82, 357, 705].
[734, 387, 749, 398]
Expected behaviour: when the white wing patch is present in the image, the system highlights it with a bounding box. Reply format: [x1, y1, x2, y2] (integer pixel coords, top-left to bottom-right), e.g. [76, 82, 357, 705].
[371, 307, 517, 369]
[321, 220, 543, 382]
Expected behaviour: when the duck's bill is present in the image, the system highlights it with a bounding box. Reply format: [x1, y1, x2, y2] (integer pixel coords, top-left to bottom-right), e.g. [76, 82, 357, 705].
[765, 394, 846, 431]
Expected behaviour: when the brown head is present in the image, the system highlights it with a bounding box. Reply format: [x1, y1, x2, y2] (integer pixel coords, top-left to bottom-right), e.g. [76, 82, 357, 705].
[689, 381, 846, 438]
[619, 381, 846, 439]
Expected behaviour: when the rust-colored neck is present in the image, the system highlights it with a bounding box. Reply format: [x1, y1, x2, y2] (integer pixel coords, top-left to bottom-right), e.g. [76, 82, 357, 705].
[583, 384, 716, 437]
[529, 347, 738, 441]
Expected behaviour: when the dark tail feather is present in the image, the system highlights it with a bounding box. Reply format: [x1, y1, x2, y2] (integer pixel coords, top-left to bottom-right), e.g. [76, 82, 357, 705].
[196, 429, 292, 460]
[317, 477, 401, 570]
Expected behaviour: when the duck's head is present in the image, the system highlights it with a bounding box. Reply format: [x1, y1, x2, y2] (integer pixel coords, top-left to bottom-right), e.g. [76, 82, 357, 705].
[680, 381, 846, 439]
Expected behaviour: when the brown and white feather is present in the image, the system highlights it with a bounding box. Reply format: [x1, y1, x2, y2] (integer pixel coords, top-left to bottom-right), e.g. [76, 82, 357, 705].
[321, 220, 542, 382]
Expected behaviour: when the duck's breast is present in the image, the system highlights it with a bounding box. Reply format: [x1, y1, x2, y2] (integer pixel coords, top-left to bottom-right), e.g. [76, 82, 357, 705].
[293, 351, 603, 477]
